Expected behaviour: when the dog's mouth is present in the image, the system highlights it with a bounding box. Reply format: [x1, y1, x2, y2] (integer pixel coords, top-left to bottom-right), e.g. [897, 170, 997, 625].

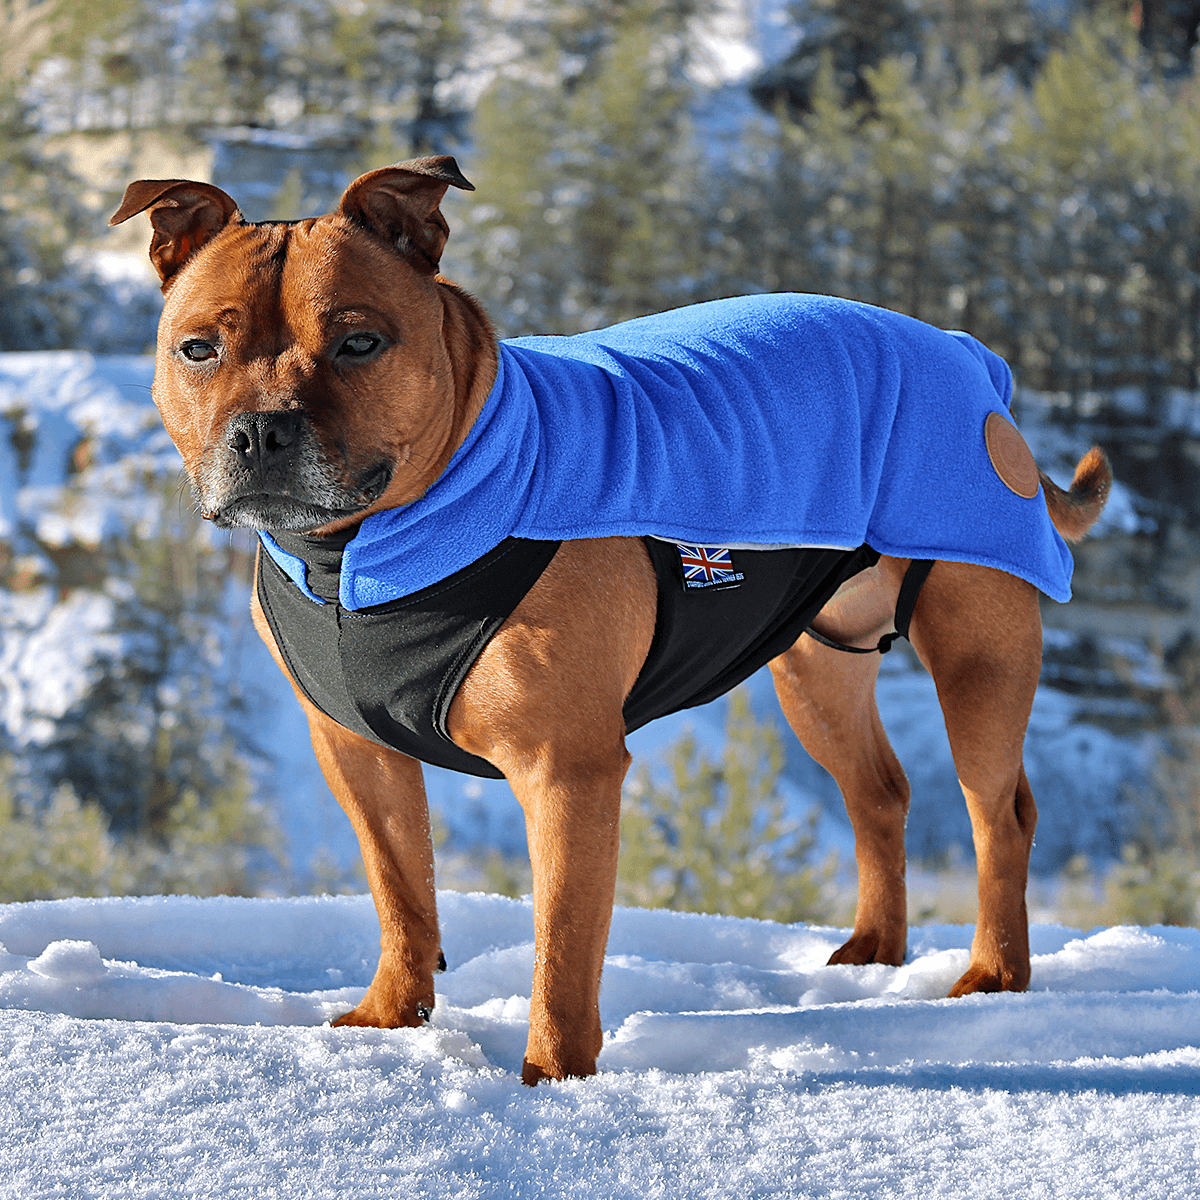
[205, 461, 394, 532]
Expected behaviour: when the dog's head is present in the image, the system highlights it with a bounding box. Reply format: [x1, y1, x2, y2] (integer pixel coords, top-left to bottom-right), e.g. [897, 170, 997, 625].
[110, 158, 487, 533]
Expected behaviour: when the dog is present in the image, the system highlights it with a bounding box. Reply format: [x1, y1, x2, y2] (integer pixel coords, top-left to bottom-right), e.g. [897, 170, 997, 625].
[110, 156, 1111, 1085]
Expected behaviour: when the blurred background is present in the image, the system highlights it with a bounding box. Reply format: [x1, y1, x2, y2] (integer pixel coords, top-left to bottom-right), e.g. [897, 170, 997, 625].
[0, 0, 1197, 926]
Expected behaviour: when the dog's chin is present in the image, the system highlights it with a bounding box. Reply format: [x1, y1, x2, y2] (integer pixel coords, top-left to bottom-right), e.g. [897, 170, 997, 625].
[208, 495, 374, 531]
[204, 464, 394, 532]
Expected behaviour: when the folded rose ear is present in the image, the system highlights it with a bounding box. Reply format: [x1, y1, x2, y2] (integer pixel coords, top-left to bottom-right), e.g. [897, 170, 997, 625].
[109, 180, 241, 285]
[339, 156, 474, 273]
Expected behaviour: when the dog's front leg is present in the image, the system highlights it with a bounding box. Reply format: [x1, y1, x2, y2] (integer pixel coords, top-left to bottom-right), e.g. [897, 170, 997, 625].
[448, 538, 658, 1084]
[507, 744, 629, 1084]
[307, 710, 442, 1028]
[252, 589, 441, 1027]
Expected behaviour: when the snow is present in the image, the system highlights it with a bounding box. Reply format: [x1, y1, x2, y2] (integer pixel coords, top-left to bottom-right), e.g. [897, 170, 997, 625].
[0, 589, 120, 746]
[1, 892, 1199, 1196]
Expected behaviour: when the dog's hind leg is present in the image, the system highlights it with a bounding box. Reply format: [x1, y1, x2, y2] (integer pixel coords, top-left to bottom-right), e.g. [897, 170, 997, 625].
[770, 608, 912, 967]
[907, 560, 1042, 995]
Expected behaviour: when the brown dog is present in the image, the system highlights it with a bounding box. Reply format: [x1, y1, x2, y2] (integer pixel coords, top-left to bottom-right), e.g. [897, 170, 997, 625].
[111, 157, 1111, 1085]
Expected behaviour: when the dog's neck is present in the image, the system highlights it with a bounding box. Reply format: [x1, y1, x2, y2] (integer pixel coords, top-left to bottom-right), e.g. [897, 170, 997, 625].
[429, 278, 498, 482]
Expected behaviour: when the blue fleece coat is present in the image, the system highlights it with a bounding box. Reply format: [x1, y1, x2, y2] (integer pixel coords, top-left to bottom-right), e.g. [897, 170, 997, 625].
[262, 293, 1072, 609]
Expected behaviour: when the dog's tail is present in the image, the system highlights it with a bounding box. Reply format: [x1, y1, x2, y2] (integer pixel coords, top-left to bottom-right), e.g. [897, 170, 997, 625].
[1040, 446, 1113, 542]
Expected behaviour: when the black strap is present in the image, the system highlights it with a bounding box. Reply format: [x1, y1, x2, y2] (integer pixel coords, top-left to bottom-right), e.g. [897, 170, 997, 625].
[804, 559, 935, 655]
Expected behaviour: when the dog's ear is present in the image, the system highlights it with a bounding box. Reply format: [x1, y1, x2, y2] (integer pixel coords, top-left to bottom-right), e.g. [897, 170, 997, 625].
[109, 180, 241, 285]
[339, 157, 474, 274]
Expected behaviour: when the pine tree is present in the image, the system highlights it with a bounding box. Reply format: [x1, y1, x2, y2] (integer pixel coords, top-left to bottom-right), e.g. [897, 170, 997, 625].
[458, 0, 709, 335]
[723, 6, 1200, 403]
[749, 0, 1050, 118]
[617, 689, 835, 923]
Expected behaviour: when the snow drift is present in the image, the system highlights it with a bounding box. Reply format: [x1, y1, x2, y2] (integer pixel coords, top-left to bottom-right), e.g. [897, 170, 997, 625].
[1, 892, 1198, 1198]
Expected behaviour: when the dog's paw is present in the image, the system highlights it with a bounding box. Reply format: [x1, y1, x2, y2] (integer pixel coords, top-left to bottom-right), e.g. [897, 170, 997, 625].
[948, 962, 1029, 996]
[520, 1059, 552, 1087]
[826, 930, 905, 967]
[520, 1056, 597, 1087]
[332, 997, 432, 1029]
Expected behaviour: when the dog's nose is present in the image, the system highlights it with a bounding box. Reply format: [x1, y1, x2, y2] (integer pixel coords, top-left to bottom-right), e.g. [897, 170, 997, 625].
[224, 411, 303, 466]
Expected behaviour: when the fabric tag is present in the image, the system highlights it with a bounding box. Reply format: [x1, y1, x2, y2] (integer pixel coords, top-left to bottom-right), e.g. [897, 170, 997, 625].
[676, 544, 745, 591]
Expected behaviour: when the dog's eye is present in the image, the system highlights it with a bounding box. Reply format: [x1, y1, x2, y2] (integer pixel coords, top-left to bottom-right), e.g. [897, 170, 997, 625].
[180, 340, 218, 363]
[337, 334, 381, 359]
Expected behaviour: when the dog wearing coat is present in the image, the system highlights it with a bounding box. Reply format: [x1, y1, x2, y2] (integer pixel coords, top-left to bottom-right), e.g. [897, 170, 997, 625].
[110, 157, 1111, 1084]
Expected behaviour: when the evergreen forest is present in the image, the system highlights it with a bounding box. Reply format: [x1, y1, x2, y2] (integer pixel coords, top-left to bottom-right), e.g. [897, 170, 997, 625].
[0, 0, 1196, 914]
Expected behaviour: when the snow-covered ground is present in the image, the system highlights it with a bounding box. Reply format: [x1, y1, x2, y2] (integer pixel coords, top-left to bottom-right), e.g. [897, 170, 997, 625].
[1, 891, 1199, 1197]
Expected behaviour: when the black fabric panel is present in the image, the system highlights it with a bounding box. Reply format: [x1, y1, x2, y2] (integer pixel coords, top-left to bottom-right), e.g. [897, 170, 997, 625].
[257, 537, 561, 778]
[258, 532, 879, 779]
[622, 540, 879, 732]
[272, 526, 355, 602]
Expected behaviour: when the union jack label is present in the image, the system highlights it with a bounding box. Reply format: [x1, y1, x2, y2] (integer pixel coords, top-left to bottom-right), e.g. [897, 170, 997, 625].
[676, 544, 744, 590]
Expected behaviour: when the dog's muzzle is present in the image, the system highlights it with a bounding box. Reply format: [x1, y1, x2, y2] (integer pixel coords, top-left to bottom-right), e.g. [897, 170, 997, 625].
[200, 410, 392, 531]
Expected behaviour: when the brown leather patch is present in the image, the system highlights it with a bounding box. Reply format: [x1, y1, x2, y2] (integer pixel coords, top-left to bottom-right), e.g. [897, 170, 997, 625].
[985, 412, 1039, 499]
